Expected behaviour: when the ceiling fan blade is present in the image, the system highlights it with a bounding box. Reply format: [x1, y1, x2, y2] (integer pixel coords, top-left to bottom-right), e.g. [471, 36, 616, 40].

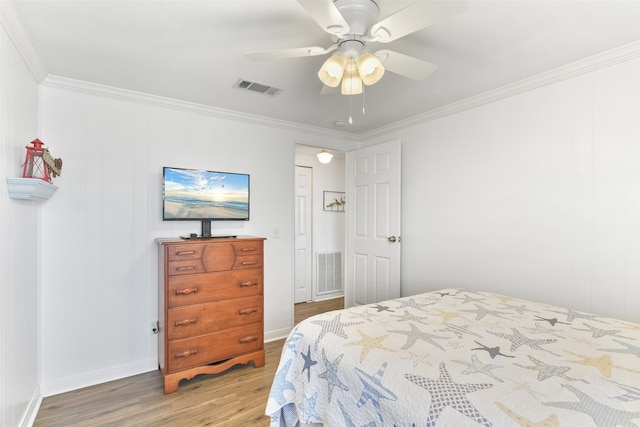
[370, 0, 468, 43]
[375, 50, 438, 81]
[297, 0, 350, 37]
[245, 44, 338, 61]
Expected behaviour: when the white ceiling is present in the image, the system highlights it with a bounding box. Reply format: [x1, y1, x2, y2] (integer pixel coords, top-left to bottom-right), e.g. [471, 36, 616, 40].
[11, 0, 640, 135]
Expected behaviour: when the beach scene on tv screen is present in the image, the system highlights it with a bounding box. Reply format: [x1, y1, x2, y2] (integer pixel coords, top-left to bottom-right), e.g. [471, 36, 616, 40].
[164, 168, 249, 219]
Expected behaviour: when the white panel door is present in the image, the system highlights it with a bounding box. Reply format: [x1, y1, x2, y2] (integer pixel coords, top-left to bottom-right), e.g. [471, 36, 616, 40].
[346, 140, 401, 307]
[294, 166, 313, 303]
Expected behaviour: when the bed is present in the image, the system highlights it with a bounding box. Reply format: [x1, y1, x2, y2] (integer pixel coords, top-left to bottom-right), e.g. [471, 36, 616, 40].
[265, 289, 640, 426]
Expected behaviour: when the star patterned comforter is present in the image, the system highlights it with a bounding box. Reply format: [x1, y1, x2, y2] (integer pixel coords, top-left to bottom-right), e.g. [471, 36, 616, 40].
[265, 289, 640, 426]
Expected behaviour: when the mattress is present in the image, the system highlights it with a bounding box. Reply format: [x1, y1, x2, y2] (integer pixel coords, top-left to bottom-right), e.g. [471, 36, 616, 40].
[265, 289, 640, 426]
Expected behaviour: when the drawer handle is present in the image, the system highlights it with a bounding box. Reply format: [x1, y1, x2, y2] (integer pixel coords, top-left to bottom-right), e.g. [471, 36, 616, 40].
[239, 335, 258, 344]
[174, 317, 197, 327]
[176, 250, 196, 256]
[176, 266, 196, 271]
[241, 261, 257, 266]
[239, 307, 258, 315]
[240, 247, 257, 252]
[239, 280, 258, 288]
[175, 287, 198, 295]
[175, 349, 198, 358]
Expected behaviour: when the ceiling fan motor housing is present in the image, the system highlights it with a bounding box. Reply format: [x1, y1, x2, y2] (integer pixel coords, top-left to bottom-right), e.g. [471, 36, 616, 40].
[334, 0, 379, 36]
[339, 39, 365, 59]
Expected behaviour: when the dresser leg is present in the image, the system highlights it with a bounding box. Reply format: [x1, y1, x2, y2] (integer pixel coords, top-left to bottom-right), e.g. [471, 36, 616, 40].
[253, 350, 266, 368]
[163, 375, 181, 394]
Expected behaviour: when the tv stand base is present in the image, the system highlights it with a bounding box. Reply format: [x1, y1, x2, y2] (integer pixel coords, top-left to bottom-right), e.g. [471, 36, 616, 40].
[180, 234, 237, 240]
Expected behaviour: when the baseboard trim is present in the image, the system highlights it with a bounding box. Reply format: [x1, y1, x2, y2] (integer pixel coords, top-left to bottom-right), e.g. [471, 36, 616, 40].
[264, 327, 291, 343]
[40, 329, 292, 397]
[19, 386, 42, 427]
[40, 358, 157, 397]
[312, 293, 344, 302]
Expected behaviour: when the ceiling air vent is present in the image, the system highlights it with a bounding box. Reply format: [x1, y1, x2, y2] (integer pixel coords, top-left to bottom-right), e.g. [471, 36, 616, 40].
[233, 79, 282, 97]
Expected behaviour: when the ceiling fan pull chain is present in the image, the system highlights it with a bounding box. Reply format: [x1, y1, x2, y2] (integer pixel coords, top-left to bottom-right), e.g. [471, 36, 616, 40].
[348, 92, 353, 124]
[362, 85, 366, 116]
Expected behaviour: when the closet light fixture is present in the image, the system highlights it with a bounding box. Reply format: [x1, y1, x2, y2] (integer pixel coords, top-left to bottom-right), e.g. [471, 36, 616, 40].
[317, 150, 333, 164]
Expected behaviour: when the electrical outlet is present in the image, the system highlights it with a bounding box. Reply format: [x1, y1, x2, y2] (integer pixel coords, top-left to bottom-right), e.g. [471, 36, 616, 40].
[273, 227, 280, 238]
[150, 321, 159, 335]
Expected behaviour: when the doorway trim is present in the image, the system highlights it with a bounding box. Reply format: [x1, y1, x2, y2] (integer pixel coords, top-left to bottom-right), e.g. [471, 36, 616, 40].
[294, 165, 313, 303]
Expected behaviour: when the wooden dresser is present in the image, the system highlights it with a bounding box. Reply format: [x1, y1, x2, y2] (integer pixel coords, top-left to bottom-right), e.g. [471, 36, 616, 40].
[157, 236, 266, 393]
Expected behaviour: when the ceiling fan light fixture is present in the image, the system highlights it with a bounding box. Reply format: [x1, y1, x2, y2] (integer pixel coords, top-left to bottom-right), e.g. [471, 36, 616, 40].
[318, 54, 347, 87]
[317, 150, 333, 164]
[341, 61, 363, 95]
[357, 52, 385, 85]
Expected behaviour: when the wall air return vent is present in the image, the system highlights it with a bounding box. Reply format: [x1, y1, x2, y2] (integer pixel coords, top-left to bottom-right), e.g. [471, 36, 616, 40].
[316, 251, 343, 295]
[233, 79, 282, 97]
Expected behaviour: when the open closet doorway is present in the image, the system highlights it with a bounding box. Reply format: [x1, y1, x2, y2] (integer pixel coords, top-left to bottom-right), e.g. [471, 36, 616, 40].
[294, 146, 346, 308]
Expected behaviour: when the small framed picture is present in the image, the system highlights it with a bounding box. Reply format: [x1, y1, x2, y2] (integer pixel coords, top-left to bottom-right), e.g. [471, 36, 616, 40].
[323, 191, 345, 212]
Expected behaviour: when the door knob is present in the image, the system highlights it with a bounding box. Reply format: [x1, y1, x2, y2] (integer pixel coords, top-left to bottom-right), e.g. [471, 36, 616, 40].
[388, 236, 397, 243]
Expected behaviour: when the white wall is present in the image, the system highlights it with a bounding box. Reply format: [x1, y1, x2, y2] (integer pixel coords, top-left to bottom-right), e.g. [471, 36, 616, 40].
[37, 83, 354, 396]
[295, 149, 346, 300]
[0, 9, 41, 427]
[369, 55, 640, 324]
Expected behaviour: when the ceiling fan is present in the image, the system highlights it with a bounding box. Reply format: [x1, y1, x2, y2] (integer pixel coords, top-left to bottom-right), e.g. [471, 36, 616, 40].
[245, 0, 468, 95]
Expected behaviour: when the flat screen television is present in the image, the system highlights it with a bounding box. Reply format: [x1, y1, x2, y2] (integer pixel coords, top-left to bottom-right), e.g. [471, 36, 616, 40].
[162, 166, 250, 238]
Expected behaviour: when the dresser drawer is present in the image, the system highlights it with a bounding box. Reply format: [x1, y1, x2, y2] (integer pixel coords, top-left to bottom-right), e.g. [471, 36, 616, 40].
[167, 269, 262, 307]
[166, 258, 205, 276]
[167, 295, 263, 340]
[232, 240, 263, 256]
[166, 323, 263, 373]
[166, 245, 204, 261]
[232, 254, 263, 270]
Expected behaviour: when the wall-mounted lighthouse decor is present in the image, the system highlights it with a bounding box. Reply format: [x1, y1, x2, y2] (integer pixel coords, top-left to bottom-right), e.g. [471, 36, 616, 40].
[6, 138, 62, 201]
[21, 138, 62, 182]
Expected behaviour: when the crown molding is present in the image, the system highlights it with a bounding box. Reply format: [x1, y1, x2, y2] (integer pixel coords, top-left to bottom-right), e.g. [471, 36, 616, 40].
[11, 0, 640, 146]
[41, 75, 360, 143]
[362, 40, 640, 140]
[0, 1, 46, 83]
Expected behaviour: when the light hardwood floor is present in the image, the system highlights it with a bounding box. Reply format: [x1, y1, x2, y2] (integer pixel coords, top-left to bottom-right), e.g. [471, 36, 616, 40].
[34, 297, 344, 427]
[293, 297, 344, 325]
